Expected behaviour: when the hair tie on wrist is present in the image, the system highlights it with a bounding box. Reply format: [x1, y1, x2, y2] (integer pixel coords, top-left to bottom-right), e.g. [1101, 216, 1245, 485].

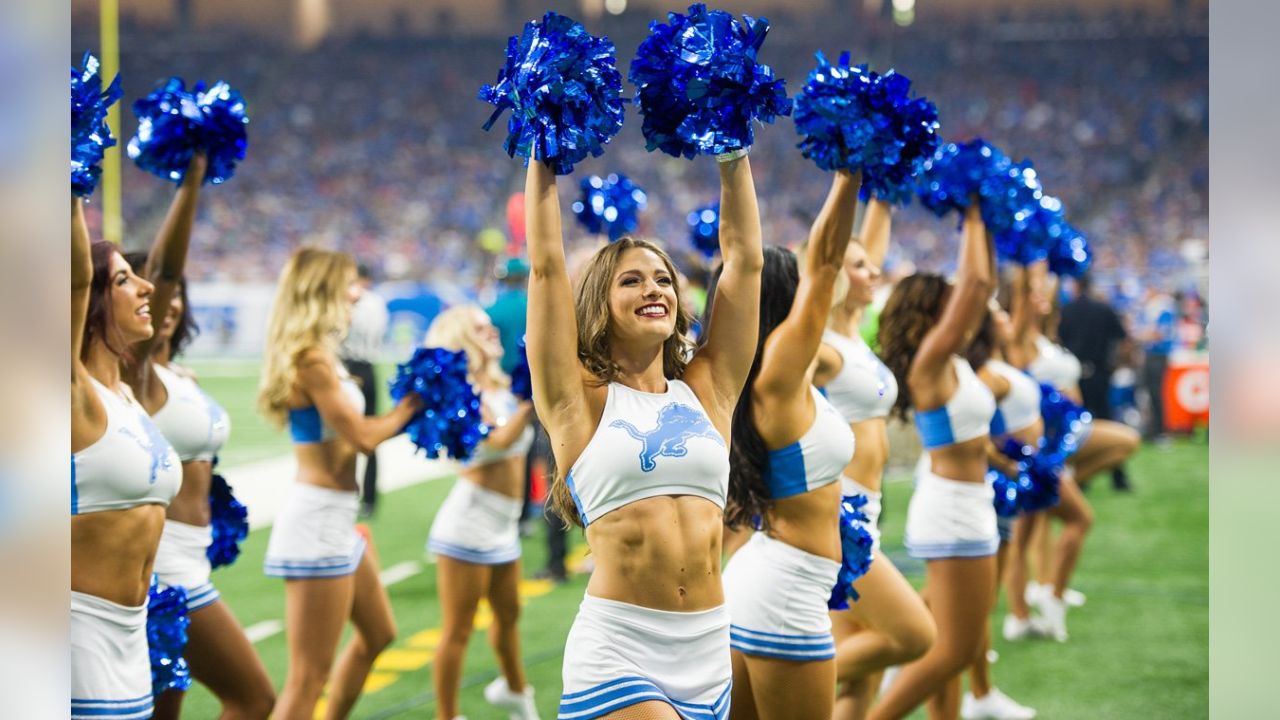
[716, 147, 749, 163]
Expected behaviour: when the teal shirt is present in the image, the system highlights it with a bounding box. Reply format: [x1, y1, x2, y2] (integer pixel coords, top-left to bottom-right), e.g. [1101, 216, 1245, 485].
[486, 288, 528, 375]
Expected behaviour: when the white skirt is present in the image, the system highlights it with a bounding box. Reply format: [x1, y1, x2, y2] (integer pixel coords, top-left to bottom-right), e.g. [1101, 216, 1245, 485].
[904, 469, 999, 560]
[264, 483, 366, 579]
[841, 476, 883, 550]
[71, 591, 152, 720]
[723, 532, 839, 661]
[427, 481, 522, 565]
[559, 594, 731, 720]
[153, 520, 219, 611]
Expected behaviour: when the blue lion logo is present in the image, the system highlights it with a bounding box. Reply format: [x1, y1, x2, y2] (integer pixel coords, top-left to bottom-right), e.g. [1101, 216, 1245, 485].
[610, 402, 724, 473]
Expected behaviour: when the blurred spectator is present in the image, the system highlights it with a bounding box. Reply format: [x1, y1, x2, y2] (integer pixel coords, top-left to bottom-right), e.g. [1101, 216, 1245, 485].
[1060, 273, 1132, 489]
[340, 263, 388, 515]
[1136, 285, 1178, 440]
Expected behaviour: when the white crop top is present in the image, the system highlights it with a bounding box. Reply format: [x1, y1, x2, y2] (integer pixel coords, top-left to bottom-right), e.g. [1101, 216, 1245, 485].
[913, 357, 998, 450]
[821, 330, 898, 423]
[151, 363, 231, 462]
[764, 386, 856, 499]
[564, 379, 729, 526]
[73, 378, 183, 515]
[465, 388, 535, 467]
[1028, 335, 1082, 391]
[986, 359, 1042, 436]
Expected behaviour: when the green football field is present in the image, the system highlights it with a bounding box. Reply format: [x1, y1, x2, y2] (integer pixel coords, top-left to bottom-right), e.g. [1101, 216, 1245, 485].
[182, 361, 1208, 719]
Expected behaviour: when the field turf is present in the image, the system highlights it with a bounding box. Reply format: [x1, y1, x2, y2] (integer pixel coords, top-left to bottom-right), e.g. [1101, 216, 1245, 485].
[182, 361, 1208, 719]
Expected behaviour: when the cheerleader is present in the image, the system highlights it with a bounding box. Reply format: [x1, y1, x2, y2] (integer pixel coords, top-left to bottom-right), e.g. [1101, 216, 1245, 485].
[1005, 267, 1136, 641]
[256, 248, 422, 720]
[71, 197, 182, 720]
[718, 170, 861, 720]
[815, 199, 936, 720]
[422, 306, 538, 720]
[120, 154, 275, 719]
[868, 205, 998, 720]
[524, 148, 762, 719]
[958, 306, 1041, 720]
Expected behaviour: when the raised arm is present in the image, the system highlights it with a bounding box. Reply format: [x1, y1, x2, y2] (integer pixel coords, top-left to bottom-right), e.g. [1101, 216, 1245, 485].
[756, 170, 861, 400]
[912, 204, 995, 381]
[71, 197, 92, 379]
[480, 400, 535, 450]
[859, 197, 892, 268]
[524, 160, 587, 431]
[133, 153, 207, 361]
[297, 349, 420, 455]
[688, 155, 765, 413]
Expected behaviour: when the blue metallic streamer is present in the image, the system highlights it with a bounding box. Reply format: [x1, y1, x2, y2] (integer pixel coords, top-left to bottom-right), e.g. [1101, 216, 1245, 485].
[828, 494, 876, 609]
[917, 139, 1044, 241]
[1039, 383, 1093, 460]
[480, 12, 626, 175]
[1047, 223, 1093, 277]
[207, 473, 248, 570]
[987, 468, 1024, 518]
[629, 3, 790, 159]
[147, 576, 191, 695]
[127, 78, 249, 185]
[792, 52, 940, 204]
[390, 347, 489, 461]
[572, 173, 648, 241]
[70, 52, 122, 198]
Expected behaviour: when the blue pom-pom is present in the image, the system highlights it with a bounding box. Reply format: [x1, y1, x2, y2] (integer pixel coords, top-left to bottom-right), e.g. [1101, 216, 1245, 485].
[687, 202, 720, 258]
[390, 347, 490, 460]
[1047, 223, 1092, 277]
[128, 78, 249, 185]
[828, 494, 876, 610]
[987, 468, 1024, 518]
[918, 139, 1043, 237]
[480, 12, 626, 176]
[916, 138, 1006, 217]
[207, 473, 248, 570]
[994, 195, 1069, 266]
[629, 3, 790, 159]
[70, 52, 122, 198]
[572, 173, 648, 241]
[1039, 383, 1092, 459]
[1000, 439, 1064, 513]
[147, 576, 191, 695]
[510, 338, 532, 401]
[792, 53, 940, 204]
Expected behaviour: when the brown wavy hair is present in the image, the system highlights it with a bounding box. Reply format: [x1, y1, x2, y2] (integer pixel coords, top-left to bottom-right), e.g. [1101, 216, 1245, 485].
[877, 273, 951, 421]
[546, 237, 696, 527]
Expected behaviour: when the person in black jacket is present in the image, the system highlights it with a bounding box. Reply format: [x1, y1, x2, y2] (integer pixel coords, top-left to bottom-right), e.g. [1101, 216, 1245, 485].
[1058, 273, 1133, 491]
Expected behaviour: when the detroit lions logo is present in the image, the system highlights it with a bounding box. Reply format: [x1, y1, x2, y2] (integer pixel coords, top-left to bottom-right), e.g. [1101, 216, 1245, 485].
[610, 402, 724, 473]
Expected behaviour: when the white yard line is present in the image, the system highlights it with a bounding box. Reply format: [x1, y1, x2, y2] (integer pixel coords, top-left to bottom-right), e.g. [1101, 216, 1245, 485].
[223, 435, 457, 530]
[379, 561, 423, 587]
[244, 619, 284, 644]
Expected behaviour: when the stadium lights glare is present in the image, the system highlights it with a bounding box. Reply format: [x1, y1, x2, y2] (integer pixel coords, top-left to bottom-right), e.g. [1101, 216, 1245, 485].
[892, 0, 915, 12]
[605, 0, 627, 16]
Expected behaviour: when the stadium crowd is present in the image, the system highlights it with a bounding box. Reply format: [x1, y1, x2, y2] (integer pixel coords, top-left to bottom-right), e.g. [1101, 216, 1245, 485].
[78, 11, 1206, 318]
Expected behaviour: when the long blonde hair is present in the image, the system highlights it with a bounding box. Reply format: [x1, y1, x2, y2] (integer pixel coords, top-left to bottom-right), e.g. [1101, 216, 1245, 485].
[257, 247, 356, 428]
[424, 305, 509, 391]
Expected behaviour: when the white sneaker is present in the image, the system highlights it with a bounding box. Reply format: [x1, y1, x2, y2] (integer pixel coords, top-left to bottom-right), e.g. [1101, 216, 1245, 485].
[961, 687, 1037, 719]
[1024, 581, 1047, 612]
[1063, 587, 1087, 607]
[1002, 614, 1050, 642]
[484, 677, 540, 720]
[1034, 595, 1069, 642]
